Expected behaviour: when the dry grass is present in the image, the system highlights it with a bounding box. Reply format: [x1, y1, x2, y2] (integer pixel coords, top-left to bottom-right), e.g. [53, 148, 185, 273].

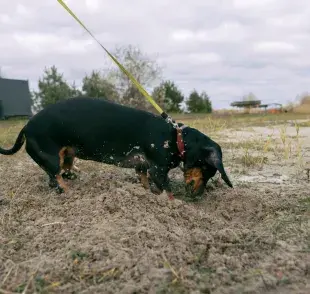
[0, 113, 310, 293]
[173, 112, 310, 131]
[293, 95, 310, 114]
[0, 119, 27, 147]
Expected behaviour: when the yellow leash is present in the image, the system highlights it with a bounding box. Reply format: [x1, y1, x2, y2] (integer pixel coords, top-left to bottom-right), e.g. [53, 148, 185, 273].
[57, 0, 170, 119]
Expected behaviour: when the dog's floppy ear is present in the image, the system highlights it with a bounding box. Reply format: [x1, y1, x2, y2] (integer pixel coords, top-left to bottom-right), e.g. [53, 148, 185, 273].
[204, 147, 233, 188]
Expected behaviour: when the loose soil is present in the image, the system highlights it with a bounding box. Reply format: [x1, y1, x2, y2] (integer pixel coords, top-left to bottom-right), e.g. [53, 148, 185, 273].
[0, 123, 309, 294]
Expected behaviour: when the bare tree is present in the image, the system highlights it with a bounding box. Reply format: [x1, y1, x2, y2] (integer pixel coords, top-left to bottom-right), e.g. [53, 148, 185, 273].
[107, 45, 163, 111]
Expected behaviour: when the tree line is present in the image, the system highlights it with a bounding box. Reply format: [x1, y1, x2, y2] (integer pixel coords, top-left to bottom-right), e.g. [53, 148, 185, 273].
[31, 45, 212, 114]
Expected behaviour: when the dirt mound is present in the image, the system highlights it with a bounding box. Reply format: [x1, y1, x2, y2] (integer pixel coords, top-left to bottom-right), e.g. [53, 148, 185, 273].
[0, 153, 310, 293]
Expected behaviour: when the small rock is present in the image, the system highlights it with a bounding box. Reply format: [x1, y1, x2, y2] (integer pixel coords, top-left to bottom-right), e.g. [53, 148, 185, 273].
[170, 199, 183, 208]
[116, 188, 129, 197]
[260, 273, 277, 288]
[133, 187, 147, 197]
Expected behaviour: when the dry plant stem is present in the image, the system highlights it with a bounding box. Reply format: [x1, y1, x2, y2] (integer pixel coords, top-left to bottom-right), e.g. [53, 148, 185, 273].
[41, 222, 65, 227]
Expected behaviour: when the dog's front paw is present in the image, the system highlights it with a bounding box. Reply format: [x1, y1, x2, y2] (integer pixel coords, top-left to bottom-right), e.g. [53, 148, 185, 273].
[49, 178, 58, 188]
[62, 171, 78, 180]
[55, 185, 65, 194]
[150, 184, 162, 195]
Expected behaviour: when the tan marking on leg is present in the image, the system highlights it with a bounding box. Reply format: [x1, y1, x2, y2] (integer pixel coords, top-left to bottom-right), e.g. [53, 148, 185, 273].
[59, 146, 76, 173]
[63, 147, 75, 170]
[140, 173, 150, 189]
[56, 174, 68, 192]
[58, 147, 66, 170]
[184, 167, 204, 192]
[136, 171, 150, 189]
[145, 170, 162, 194]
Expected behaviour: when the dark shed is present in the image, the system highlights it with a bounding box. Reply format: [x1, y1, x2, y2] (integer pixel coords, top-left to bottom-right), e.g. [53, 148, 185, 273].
[0, 77, 33, 119]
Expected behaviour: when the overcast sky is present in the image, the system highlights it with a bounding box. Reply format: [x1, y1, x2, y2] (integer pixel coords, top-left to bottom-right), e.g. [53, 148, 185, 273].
[0, 0, 310, 109]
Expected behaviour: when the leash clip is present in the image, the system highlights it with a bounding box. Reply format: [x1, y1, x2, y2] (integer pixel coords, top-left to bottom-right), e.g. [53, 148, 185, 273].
[165, 116, 179, 129]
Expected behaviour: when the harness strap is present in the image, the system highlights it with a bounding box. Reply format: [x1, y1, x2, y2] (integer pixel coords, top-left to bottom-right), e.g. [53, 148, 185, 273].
[176, 126, 186, 160]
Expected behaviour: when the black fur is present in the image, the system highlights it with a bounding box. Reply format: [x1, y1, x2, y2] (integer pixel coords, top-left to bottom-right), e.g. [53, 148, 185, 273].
[0, 97, 232, 195]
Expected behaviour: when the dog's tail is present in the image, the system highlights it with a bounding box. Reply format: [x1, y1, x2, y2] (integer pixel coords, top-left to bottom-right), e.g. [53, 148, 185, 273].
[0, 127, 26, 155]
[214, 161, 233, 188]
[205, 147, 233, 188]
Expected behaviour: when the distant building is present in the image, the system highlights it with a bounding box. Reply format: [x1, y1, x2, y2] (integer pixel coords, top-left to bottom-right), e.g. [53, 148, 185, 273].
[230, 100, 262, 114]
[259, 103, 283, 113]
[0, 77, 33, 119]
[230, 100, 261, 108]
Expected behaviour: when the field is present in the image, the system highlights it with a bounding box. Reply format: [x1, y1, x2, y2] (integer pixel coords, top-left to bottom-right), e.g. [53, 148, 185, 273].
[0, 112, 310, 294]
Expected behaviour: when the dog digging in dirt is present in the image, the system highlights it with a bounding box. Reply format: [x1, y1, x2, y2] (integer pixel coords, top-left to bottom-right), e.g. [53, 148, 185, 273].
[0, 97, 233, 200]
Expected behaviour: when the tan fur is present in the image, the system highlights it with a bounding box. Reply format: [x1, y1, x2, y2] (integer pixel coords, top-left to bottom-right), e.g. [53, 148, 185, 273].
[58, 146, 76, 173]
[136, 172, 150, 189]
[56, 174, 68, 192]
[184, 167, 204, 192]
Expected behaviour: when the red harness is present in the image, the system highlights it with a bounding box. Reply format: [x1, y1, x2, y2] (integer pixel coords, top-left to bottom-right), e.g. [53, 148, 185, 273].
[168, 125, 187, 201]
[176, 127, 186, 160]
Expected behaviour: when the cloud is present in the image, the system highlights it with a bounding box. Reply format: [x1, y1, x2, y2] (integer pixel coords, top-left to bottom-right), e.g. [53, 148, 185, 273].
[252, 41, 299, 54]
[13, 32, 96, 55]
[172, 21, 248, 43]
[232, 0, 277, 10]
[0, 0, 310, 109]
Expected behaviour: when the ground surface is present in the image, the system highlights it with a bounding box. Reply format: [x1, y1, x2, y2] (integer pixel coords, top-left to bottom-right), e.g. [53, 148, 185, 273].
[0, 114, 310, 294]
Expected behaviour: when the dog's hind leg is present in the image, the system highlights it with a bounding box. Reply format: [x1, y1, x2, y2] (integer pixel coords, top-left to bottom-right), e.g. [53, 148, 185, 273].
[60, 147, 78, 180]
[25, 139, 68, 193]
[135, 163, 150, 190]
[148, 165, 174, 200]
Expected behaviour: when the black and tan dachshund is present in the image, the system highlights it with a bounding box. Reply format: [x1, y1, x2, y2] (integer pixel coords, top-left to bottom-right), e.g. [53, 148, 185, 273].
[0, 97, 233, 199]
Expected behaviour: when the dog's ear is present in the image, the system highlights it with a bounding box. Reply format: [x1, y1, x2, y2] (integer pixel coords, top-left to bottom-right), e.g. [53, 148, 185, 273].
[204, 147, 233, 188]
